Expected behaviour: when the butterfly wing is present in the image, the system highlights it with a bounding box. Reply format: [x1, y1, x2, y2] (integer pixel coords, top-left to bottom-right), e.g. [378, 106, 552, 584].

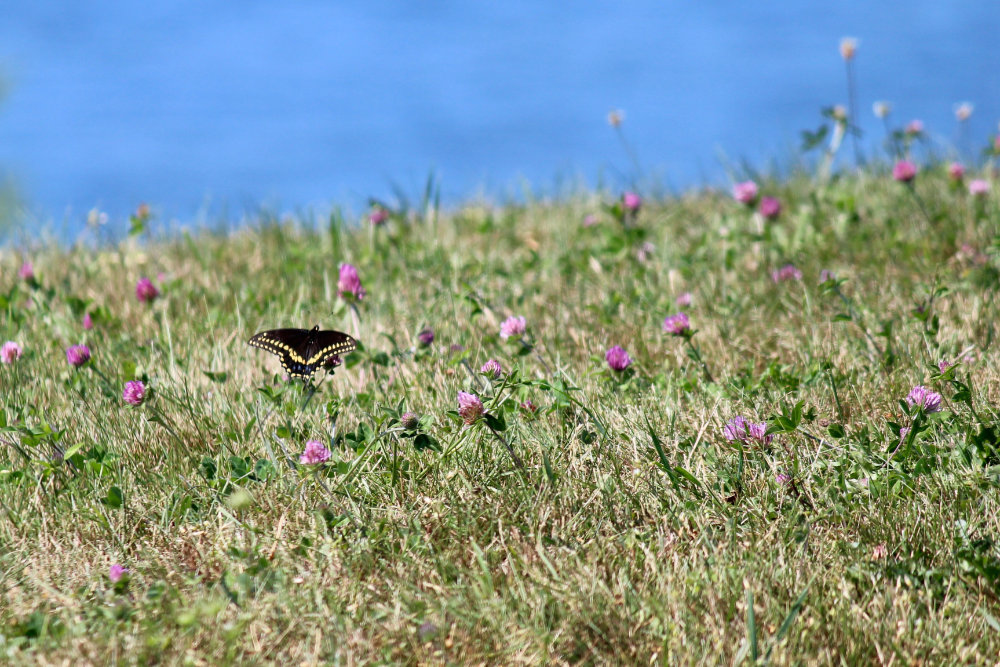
[248, 328, 313, 364]
[249, 327, 357, 380]
[304, 330, 358, 366]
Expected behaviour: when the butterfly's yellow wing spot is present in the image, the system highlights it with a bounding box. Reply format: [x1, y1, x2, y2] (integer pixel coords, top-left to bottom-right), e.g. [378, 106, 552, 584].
[305, 340, 357, 365]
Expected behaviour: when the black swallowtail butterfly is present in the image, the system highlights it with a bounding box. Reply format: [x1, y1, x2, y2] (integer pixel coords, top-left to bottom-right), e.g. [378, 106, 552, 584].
[248, 325, 357, 380]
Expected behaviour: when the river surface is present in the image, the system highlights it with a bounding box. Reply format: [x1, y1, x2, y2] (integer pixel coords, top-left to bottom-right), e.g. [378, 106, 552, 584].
[0, 2, 997, 234]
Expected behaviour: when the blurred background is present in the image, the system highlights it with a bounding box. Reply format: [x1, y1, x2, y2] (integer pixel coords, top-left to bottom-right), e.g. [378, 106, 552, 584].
[0, 2, 997, 235]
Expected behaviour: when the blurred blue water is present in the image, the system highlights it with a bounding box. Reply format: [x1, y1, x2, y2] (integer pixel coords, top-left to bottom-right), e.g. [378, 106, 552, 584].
[0, 2, 996, 233]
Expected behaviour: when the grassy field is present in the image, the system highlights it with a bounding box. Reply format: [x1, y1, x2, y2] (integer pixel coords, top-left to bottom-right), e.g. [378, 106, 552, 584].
[2, 163, 1000, 664]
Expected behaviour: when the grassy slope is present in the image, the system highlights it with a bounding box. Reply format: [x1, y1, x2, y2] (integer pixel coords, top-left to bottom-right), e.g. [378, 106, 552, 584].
[1, 168, 1000, 664]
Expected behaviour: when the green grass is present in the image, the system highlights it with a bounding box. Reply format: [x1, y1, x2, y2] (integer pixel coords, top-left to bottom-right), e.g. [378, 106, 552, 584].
[2, 166, 1000, 664]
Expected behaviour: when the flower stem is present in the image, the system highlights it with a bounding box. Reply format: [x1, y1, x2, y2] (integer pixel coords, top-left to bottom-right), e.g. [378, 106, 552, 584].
[485, 419, 530, 480]
[684, 337, 714, 383]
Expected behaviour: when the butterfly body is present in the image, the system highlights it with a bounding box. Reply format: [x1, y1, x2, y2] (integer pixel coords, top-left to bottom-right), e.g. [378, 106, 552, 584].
[248, 325, 357, 380]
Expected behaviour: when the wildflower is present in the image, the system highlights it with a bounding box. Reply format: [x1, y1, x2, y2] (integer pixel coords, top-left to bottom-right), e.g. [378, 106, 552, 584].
[322, 354, 343, 369]
[872, 543, 888, 560]
[369, 206, 389, 226]
[839, 37, 858, 60]
[66, 344, 91, 367]
[417, 328, 434, 346]
[969, 179, 990, 197]
[831, 105, 848, 122]
[776, 473, 791, 486]
[337, 263, 366, 300]
[83, 313, 94, 330]
[519, 399, 537, 413]
[135, 277, 159, 303]
[819, 269, 836, 283]
[636, 241, 655, 262]
[954, 102, 974, 122]
[123, 380, 146, 406]
[904, 120, 924, 135]
[623, 191, 642, 212]
[400, 412, 420, 430]
[758, 196, 781, 220]
[87, 208, 109, 227]
[499, 315, 526, 340]
[771, 264, 803, 283]
[299, 440, 332, 464]
[607, 109, 624, 128]
[905, 385, 942, 413]
[135, 202, 151, 220]
[457, 391, 484, 425]
[480, 359, 503, 378]
[18, 261, 34, 281]
[662, 312, 691, 336]
[1, 341, 22, 364]
[948, 162, 965, 181]
[675, 292, 692, 307]
[109, 564, 128, 583]
[892, 160, 917, 183]
[605, 346, 632, 371]
[732, 181, 759, 205]
[582, 214, 599, 227]
[746, 421, 772, 445]
[873, 101, 891, 119]
[723, 416, 773, 446]
[722, 416, 748, 441]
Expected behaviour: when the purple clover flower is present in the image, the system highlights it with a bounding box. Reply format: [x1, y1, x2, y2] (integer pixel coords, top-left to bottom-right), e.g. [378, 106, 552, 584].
[369, 207, 390, 226]
[893, 160, 917, 183]
[723, 416, 773, 446]
[109, 564, 128, 583]
[605, 346, 632, 371]
[733, 181, 759, 205]
[662, 312, 691, 336]
[771, 264, 803, 283]
[480, 359, 503, 378]
[499, 316, 526, 340]
[458, 391, 484, 425]
[758, 196, 781, 220]
[66, 344, 91, 367]
[18, 261, 34, 281]
[969, 179, 990, 197]
[299, 440, 332, 464]
[1, 341, 22, 364]
[338, 263, 366, 301]
[123, 380, 146, 406]
[622, 191, 642, 212]
[135, 277, 160, 303]
[417, 328, 434, 347]
[905, 385, 942, 413]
